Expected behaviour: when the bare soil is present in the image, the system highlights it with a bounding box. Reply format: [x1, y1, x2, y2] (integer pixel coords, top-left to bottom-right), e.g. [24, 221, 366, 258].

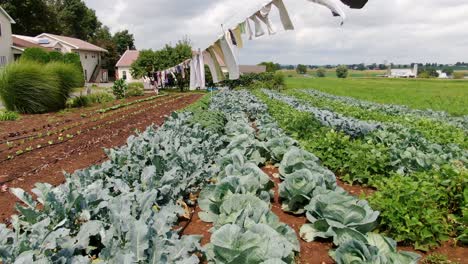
[0, 93, 203, 223]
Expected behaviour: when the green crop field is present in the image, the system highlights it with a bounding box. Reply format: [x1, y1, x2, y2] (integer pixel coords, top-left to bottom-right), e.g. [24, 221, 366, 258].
[285, 77, 468, 116]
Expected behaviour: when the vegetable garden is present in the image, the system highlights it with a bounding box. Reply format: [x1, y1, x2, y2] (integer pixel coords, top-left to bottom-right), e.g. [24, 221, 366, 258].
[0, 88, 466, 263]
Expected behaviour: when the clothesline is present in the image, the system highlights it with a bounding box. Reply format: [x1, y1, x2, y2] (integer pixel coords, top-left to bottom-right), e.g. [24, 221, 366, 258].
[151, 0, 366, 91]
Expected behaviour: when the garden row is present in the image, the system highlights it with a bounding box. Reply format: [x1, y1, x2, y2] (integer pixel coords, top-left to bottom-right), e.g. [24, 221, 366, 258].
[0, 95, 184, 165]
[198, 90, 420, 263]
[0, 90, 421, 263]
[287, 89, 467, 148]
[254, 89, 467, 251]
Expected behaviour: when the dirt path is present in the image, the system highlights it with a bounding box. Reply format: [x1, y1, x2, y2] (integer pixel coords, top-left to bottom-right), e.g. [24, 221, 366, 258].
[0, 93, 203, 223]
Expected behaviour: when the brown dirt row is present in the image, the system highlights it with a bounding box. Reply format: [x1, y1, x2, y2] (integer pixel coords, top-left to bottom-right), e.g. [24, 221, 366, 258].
[0, 94, 179, 152]
[0, 95, 186, 164]
[0, 93, 203, 224]
[0, 94, 171, 141]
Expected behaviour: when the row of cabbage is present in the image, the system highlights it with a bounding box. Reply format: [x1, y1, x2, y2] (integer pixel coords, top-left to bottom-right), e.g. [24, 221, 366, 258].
[202, 90, 420, 263]
[201, 91, 300, 263]
[255, 89, 467, 251]
[287, 89, 467, 148]
[0, 111, 226, 263]
[301, 89, 468, 130]
[263, 89, 467, 176]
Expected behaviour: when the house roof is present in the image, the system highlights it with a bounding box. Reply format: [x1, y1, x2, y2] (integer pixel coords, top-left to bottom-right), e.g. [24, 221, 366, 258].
[0, 6, 16, 24]
[36, 33, 107, 52]
[239, 65, 267, 74]
[116, 50, 140, 67]
[12, 35, 53, 51]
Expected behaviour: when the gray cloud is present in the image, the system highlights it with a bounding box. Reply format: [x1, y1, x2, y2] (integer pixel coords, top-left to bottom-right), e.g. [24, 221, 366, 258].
[84, 0, 468, 64]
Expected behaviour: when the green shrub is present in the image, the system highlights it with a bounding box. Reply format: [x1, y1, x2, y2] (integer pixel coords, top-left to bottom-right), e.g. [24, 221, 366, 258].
[20, 47, 50, 64]
[46, 62, 85, 107]
[63, 53, 83, 74]
[112, 79, 128, 99]
[126, 85, 144, 97]
[0, 111, 20, 121]
[0, 61, 63, 114]
[336, 65, 349, 78]
[67, 92, 114, 108]
[316, 67, 326, 77]
[423, 254, 460, 264]
[48, 51, 64, 62]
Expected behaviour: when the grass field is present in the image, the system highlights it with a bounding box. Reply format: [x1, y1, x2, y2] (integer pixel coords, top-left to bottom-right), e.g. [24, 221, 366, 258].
[285, 77, 468, 116]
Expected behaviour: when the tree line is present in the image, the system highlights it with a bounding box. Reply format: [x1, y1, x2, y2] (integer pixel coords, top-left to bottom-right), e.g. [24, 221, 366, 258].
[2, 0, 136, 76]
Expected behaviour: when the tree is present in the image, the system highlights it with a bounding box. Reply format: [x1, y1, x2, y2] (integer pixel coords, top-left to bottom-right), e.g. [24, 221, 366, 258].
[131, 40, 192, 92]
[357, 63, 366, 71]
[91, 26, 119, 77]
[336, 65, 349, 78]
[2, 0, 60, 36]
[258, 62, 280, 72]
[442, 68, 454, 76]
[296, 64, 307, 75]
[316, 67, 326, 78]
[113, 30, 136, 55]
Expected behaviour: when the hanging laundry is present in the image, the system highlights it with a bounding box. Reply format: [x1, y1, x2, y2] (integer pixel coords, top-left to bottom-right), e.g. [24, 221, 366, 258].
[197, 52, 206, 89]
[233, 26, 244, 48]
[257, 4, 276, 35]
[249, 15, 265, 37]
[207, 48, 225, 83]
[308, 0, 346, 24]
[340, 0, 368, 9]
[204, 50, 220, 84]
[272, 0, 295, 30]
[212, 41, 226, 66]
[244, 19, 254, 40]
[220, 32, 239, 80]
[189, 59, 197, 90]
[228, 29, 238, 46]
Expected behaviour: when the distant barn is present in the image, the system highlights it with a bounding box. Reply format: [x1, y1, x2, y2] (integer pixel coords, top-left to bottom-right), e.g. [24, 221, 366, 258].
[388, 64, 418, 78]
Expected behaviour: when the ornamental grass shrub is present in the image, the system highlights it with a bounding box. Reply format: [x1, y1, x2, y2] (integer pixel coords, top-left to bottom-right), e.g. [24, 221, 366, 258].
[0, 61, 64, 114]
[0, 60, 84, 113]
[46, 62, 85, 107]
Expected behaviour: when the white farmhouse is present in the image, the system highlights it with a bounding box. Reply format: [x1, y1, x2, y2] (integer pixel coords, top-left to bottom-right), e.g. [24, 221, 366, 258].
[14, 34, 108, 83]
[0, 6, 15, 67]
[115, 49, 140, 82]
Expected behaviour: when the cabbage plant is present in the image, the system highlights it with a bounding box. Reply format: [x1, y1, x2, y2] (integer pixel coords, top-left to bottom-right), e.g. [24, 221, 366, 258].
[279, 148, 337, 190]
[300, 187, 379, 245]
[279, 169, 327, 214]
[330, 233, 421, 264]
[206, 224, 297, 264]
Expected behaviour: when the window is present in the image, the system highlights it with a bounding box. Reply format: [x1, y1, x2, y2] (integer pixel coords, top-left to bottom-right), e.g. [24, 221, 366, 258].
[0, 56, 7, 67]
[84, 70, 88, 81]
[85, 54, 88, 59]
[54, 48, 61, 52]
[122, 71, 127, 80]
[0, 23, 2, 36]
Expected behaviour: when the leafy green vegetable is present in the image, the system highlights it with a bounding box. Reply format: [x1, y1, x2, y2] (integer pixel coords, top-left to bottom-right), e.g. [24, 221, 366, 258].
[279, 169, 326, 214]
[300, 187, 379, 245]
[330, 233, 421, 264]
[206, 224, 297, 264]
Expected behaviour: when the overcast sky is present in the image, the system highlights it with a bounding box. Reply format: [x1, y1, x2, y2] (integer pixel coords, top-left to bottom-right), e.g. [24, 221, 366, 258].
[83, 0, 468, 65]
